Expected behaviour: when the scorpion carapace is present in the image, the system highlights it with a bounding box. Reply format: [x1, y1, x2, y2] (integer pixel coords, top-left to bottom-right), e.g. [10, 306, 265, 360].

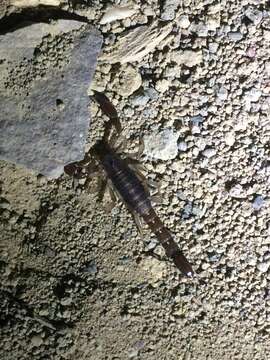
[66, 91, 194, 277]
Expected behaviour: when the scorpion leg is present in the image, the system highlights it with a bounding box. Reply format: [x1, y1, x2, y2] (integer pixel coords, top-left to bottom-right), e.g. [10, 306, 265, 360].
[132, 137, 145, 159]
[132, 213, 145, 238]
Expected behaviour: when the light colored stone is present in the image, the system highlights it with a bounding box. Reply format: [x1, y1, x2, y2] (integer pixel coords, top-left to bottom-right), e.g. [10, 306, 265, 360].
[257, 262, 270, 273]
[202, 148, 216, 158]
[155, 79, 170, 93]
[11, 0, 60, 6]
[252, 195, 265, 211]
[31, 335, 43, 347]
[100, 5, 137, 24]
[229, 184, 246, 199]
[171, 50, 203, 67]
[245, 7, 263, 25]
[141, 257, 167, 283]
[144, 129, 179, 161]
[217, 86, 228, 101]
[228, 32, 243, 41]
[245, 88, 262, 103]
[178, 141, 187, 152]
[113, 65, 142, 97]
[178, 15, 190, 29]
[225, 132, 235, 146]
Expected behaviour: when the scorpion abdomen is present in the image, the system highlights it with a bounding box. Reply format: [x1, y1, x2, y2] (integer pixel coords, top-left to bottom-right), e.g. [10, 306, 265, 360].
[97, 145, 152, 217]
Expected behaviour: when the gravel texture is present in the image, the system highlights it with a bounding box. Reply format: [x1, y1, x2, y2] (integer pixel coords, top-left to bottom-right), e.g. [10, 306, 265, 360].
[1, 1, 270, 360]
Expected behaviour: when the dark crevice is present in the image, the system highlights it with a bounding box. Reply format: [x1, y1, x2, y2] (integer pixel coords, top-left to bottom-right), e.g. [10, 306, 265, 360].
[0, 8, 88, 34]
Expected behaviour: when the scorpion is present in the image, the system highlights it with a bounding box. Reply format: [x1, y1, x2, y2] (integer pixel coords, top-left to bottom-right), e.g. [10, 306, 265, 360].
[65, 92, 194, 277]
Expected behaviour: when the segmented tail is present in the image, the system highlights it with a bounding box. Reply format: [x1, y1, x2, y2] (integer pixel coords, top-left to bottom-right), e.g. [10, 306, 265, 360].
[143, 208, 194, 277]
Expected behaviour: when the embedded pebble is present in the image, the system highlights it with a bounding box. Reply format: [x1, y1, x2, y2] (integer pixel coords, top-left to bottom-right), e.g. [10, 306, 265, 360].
[178, 141, 188, 152]
[245, 88, 262, 103]
[202, 148, 216, 158]
[217, 86, 228, 101]
[155, 79, 170, 93]
[229, 184, 247, 199]
[228, 32, 243, 41]
[257, 262, 270, 273]
[31, 335, 43, 347]
[178, 15, 190, 29]
[113, 65, 142, 97]
[252, 195, 265, 211]
[100, 5, 137, 24]
[143, 129, 179, 160]
[171, 50, 203, 67]
[225, 132, 235, 146]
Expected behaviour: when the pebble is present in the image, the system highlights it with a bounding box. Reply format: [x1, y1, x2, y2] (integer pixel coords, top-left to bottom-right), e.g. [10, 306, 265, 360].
[143, 129, 179, 160]
[155, 79, 170, 93]
[114, 65, 142, 97]
[229, 184, 246, 199]
[252, 195, 265, 211]
[217, 86, 228, 101]
[225, 132, 235, 146]
[228, 32, 243, 41]
[257, 262, 270, 273]
[60, 297, 73, 306]
[209, 42, 219, 53]
[190, 115, 203, 134]
[178, 15, 190, 29]
[100, 5, 136, 24]
[31, 335, 43, 347]
[245, 88, 262, 103]
[171, 50, 203, 67]
[131, 93, 150, 107]
[245, 7, 263, 25]
[191, 22, 208, 37]
[178, 141, 188, 152]
[202, 148, 216, 158]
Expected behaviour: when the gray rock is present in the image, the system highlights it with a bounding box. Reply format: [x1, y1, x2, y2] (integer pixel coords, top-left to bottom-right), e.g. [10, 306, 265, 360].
[252, 195, 265, 211]
[0, 25, 102, 178]
[190, 22, 209, 37]
[144, 87, 159, 100]
[182, 201, 193, 219]
[245, 88, 262, 103]
[228, 32, 243, 41]
[131, 93, 150, 107]
[161, 0, 178, 21]
[217, 86, 228, 101]
[171, 50, 203, 67]
[178, 141, 188, 152]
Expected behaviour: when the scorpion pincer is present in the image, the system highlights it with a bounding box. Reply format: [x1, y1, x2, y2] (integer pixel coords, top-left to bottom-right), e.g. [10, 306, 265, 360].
[92, 92, 194, 277]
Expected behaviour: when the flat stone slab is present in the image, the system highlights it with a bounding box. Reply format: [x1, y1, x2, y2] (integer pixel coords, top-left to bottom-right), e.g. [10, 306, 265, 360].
[0, 21, 102, 177]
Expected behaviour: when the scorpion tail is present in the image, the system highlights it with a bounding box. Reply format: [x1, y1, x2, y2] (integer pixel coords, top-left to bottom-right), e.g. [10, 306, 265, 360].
[170, 250, 194, 277]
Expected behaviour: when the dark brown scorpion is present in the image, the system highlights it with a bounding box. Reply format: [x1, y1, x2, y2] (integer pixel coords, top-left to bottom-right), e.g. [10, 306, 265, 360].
[65, 92, 194, 277]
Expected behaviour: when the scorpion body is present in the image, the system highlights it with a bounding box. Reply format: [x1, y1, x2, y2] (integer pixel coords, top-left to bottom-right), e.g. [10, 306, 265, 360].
[94, 139, 194, 277]
[66, 92, 194, 277]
